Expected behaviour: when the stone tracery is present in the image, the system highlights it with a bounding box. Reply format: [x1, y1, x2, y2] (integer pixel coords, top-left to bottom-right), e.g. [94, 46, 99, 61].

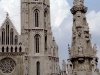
[0, 58, 16, 73]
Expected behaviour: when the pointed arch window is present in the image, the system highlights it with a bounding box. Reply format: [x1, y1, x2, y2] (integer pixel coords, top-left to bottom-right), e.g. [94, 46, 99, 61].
[2, 47, 4, 52]
[36, 61, 40, 75]
[15, 47, 17, 52]
[6, 22, 9, 45]
[45, 35, 47, 51]
[6, 46, 9, 52]
[11, 47, 13, 52]
[2, 28, 5, 45]
[44, 9, 48, 29]
[15, 35, 18, 45]
[34, 9, 39, 27]
[34, 34, 40, 53]
[19, 46, 22, 52]
[10, 29, 13, 45]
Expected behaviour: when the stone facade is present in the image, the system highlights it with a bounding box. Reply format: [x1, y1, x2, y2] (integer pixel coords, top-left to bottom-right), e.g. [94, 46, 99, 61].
[66, 0, 100, 75]
[0, 0, 59, 75]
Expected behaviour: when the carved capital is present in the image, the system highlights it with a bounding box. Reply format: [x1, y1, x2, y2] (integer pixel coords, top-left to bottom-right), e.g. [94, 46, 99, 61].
[71, 6, 88, 14]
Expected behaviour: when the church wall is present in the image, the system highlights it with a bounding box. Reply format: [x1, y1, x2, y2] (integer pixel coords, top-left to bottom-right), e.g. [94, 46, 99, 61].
[0, 56, 24, 75]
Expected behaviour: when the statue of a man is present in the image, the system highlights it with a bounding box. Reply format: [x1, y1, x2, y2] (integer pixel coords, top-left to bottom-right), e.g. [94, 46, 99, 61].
[93, 44, 97, 55]
[67, 59, 73, 74]
[78, 43, 83, 55]
[91, 58, 97, 72]
[62, 60, 67, 72]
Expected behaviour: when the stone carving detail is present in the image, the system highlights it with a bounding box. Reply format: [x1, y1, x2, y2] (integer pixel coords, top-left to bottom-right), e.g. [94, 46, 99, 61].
[0, 58, 16, 73]
[62, 60, 67, 72]
[68, 0, 100, 75]
[67, 59, 73, 74]
[78, 43, 83, 55]
[91, 58, 97, 72]
[48, 43, 52, 55]
[93, 44, 97, 55]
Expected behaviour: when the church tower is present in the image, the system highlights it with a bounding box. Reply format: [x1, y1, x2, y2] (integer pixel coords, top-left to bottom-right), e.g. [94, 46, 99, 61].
[67, 0, 100, 75]
[21, 0, 59, 75]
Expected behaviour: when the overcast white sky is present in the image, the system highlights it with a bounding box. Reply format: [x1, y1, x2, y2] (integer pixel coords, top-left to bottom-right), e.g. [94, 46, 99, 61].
[0, 0, 100, 69]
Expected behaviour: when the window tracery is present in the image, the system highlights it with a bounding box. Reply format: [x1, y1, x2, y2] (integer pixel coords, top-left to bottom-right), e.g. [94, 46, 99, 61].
[34, 9, 39, 27]
[2, 28, 5, 45]
[0, 58, 16, 73]
[10, 29, 13, 45]
[6, 22, 9, 45]
[34, 34, 40, 53]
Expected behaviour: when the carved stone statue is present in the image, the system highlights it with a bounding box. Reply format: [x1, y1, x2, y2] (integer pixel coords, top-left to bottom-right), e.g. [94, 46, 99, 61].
[93, 44, 97, 55]
[48, 43, 51, 54]
[78, 43, 83, 55]
[91, 58, 97, 72]
[67, 59, 73, 74]
[62, 60, 67, 75]
[62, 60, 67, 72]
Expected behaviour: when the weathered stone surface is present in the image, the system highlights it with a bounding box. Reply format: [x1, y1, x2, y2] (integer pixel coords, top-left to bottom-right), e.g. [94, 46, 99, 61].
[66, 0, 100, 75]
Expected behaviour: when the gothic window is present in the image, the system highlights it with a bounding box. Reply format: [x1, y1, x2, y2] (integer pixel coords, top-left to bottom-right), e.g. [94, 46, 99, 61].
[34, 34, 40, 53]
[15, 47, 17, 52]
[10, 29, 13, 45]
[19, 46, 22, 52]
[11, 47, 13, 52]
[45, 35, 47, 51]
[2, 47, 4, 52]
[2, 28, 5, 45]
[44, 10, 47, 17]
[0, 58, 16, 73]
[44, 9, 48, 28]
[53, 49, 55, 56]
[34, 9, 39, 27]
[6, 22, 9, 45]
[6, 46, 9, 52]
[15, 35, 18, 45]
[36, 61, 40, 75]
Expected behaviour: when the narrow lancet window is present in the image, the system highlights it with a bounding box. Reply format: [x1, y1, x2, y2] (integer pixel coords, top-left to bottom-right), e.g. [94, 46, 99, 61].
[10, 29, 13, 45]
[15, 35, 18, 45]
[34, 34, 40, 53]
[36, 61, 40, 75]
[2, 29, 5, 45]
[34, 9, 39, 27]
[6, 22, 9, 45]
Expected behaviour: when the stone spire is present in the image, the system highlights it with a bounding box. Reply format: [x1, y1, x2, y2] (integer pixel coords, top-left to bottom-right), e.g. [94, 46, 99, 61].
[67, 0, 99, 75]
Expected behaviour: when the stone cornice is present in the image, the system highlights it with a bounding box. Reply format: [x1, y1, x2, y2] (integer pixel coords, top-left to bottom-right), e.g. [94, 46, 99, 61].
[71, 5, 88, 14]
[0, 52, 25, 56]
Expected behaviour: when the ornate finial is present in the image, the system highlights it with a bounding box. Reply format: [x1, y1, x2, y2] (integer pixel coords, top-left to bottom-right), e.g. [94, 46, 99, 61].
[6, 12, 9, 18]
[93, 44, 97, 50]
[68, 44, 70, 49]
[53, 37, 55, 41]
